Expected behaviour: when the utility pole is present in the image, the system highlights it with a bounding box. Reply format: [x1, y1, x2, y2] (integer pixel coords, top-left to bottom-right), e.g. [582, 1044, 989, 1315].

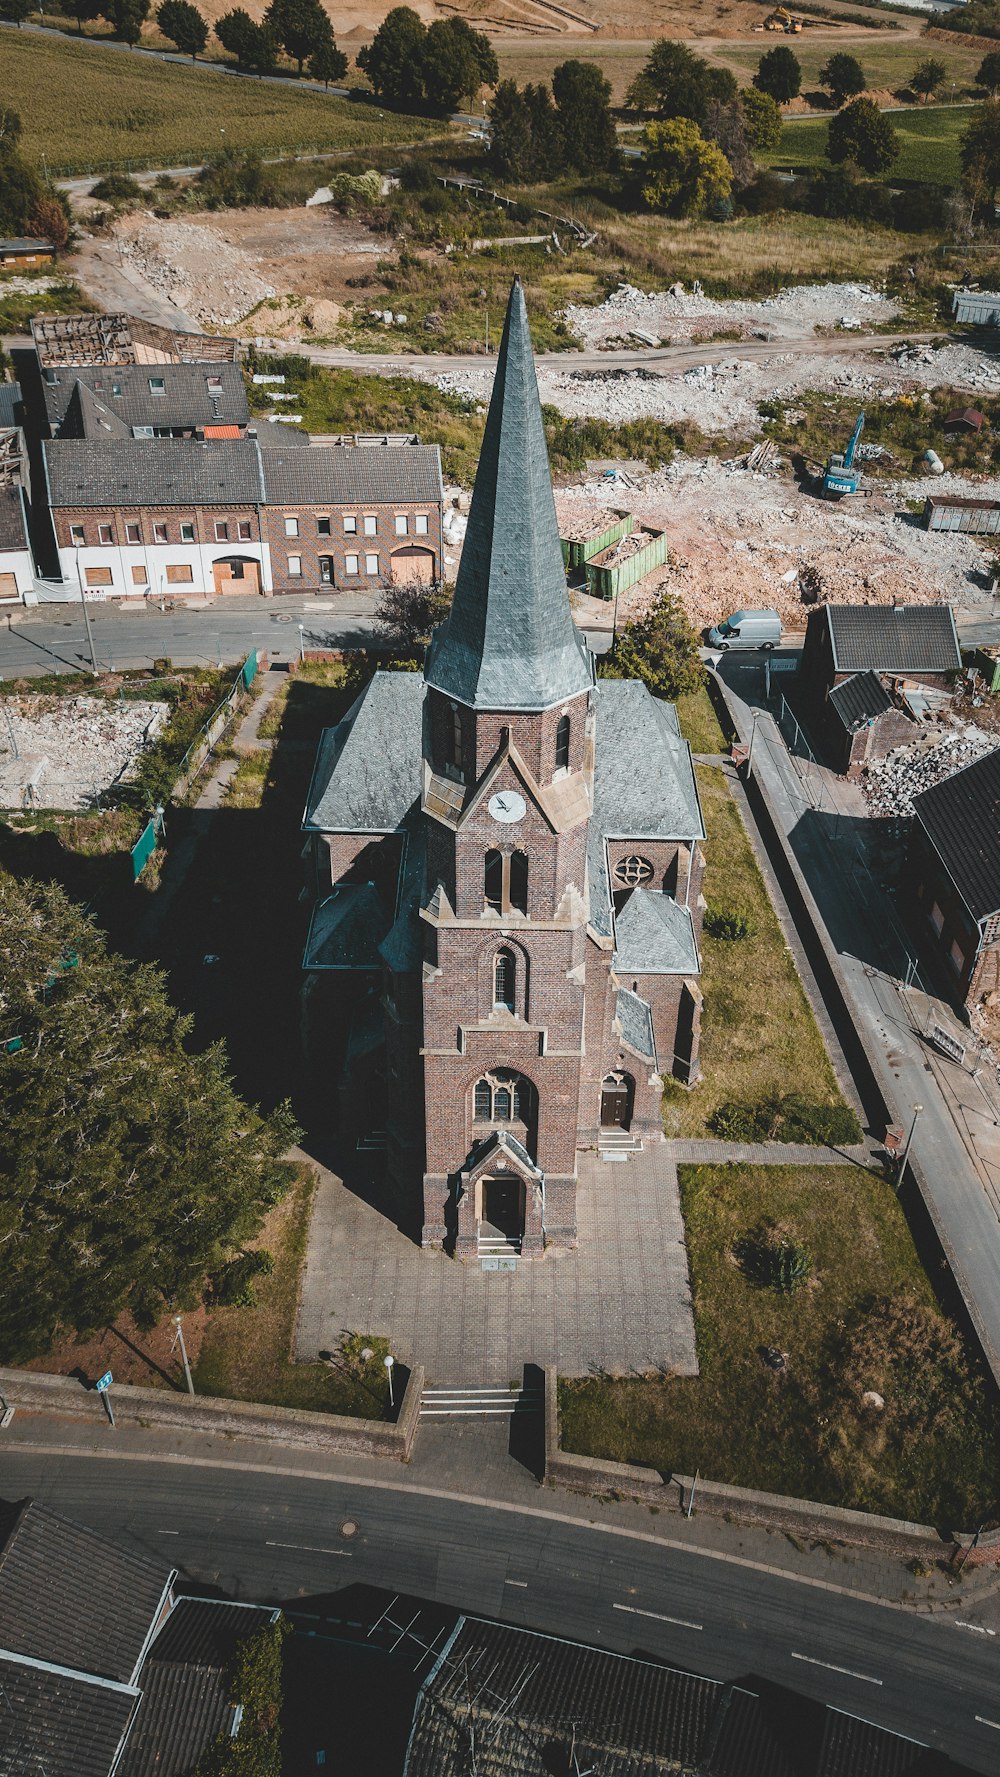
[485, 309, 489, 355]
[686, 1469, 699, 1519]
[172, 1315, 195, 1397]
[0, 676, 19, 760]
[74, 544, 99, 676]
[898, 1103, 923, 1183]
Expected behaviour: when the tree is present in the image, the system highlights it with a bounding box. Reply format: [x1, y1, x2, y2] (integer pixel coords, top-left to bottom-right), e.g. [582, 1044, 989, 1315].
[488, 78, 531, 180]
[552, 58, 617, 173]
[827, 96, 898, 174]
[64, 0, 103, 29]
[961, 98, 1000, 208]
[26, 193, 70, 250]
[977, 50, 1000, 96]
[309, 34, 346, 85]
[639, 116, 732, 218]
[195, 1618, 290, 1777]
[356, 5, 426, 109]
[374, 576, 452, 648]
[263, 0, 331, 75]
[741, 84, 783, 151]
[0, 142, 42, 237]
[419, 16, 496, 114]
[0, 0, 34, 28]
[157, 0, 207, 56]
[215, 6, 257, 63]
[108, 0, 150, 44]
[911, 56, 946, 103]
[819, 51, 866, 105]
[632, 37, 735, 124]
[703, 97, 753, 188]
[754, 45, 800, 104]
[0, 876, 297, 1363]
[0, 107, 22, 148]
[243, 17, 277, 71]
[599, 588, 706, 699]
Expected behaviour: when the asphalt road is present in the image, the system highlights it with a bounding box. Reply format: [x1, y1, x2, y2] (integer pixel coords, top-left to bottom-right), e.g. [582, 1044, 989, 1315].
[4, 1445, 999, 1772]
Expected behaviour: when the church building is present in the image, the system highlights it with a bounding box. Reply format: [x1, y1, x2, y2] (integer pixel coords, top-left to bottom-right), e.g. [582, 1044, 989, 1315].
[302, 279, 706, 1257]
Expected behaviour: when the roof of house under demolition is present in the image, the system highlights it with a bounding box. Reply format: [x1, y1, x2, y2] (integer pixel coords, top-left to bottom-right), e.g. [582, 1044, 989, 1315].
[0, 381, 22, 429]
[44, 362, 249, 437]
[44, 437, 265, 508]
[31, 311, 237, 368]
[402, 1615, 967, 1777]
[261, 442, 442, 505]
[0, 484, 28, 554]
[828, 668, 894, 734]
[912, 743, 1000, 922]
[823, 603, 961, 676]
[424, 278, 594, 713]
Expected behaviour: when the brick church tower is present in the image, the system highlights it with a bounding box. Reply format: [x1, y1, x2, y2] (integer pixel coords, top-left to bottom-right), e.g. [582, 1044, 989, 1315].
[302, 279, 706, 1258]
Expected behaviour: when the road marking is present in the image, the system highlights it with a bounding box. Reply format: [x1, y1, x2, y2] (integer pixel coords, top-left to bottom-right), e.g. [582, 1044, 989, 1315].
[265, 1540, 352, 1557]
[505, 1579, 528, 1588]
[956, 1622, 996, 1636]
[791, 1652, 881, 1686]
[157, 1529, 179, 1535]
[613, 1603, 702, 1631]
[976, 1716, 1000, 1730]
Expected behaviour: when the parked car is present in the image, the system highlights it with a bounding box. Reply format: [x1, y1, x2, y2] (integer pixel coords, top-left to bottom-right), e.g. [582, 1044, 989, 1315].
[706, 608, 782, 651]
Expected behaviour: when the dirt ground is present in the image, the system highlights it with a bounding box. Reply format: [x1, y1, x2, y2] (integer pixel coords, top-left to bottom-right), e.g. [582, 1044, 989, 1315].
[23, 1305, 207, 1392]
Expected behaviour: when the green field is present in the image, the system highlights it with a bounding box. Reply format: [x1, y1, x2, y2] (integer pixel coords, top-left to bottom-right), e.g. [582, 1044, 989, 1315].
[714, 36, 985, 96]
[1, 29, 435, 172]
[762, 105, 967, 183]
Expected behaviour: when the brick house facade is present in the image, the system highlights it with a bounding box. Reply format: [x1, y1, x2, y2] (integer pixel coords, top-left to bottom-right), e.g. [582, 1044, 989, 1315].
[260, 444, 443, 595]
[800, 602, 961, 774]
[301, 282, 705, 1258]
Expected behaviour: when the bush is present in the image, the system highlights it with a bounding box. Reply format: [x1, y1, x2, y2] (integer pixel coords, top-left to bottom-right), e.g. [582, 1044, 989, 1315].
[735, 1220, 813, 1292]
[91, 172, 143, 202]
[704, 905, 753, 941]
[709, 1094, 862, 1145]
[211, 1248, 274, 1307]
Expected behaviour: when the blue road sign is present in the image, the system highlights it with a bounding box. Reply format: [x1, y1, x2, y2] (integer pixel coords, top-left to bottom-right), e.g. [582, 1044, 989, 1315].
[95, 1371, 113, 1393]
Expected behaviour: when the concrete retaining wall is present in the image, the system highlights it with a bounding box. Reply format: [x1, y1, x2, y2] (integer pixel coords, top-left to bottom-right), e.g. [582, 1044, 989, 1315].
[0, 1364, 424, 1462]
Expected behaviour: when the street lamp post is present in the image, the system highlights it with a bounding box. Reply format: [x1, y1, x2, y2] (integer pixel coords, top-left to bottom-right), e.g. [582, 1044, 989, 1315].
[74, 542, 100, 677]
[384, 1352, 395, 1410]
[298, 623, 305, 664]
[898, 1103, 923, 1183]
[173, 1315, 195, 1398]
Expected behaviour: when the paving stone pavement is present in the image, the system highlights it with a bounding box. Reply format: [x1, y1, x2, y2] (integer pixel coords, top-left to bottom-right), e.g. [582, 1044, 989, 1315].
[295, 1147, 697, 1385]
[666, 1139, 873, 1166]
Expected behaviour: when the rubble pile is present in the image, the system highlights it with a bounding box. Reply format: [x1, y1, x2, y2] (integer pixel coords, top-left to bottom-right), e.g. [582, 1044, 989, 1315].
[116, 218, 276, 328]
[0, 695, 169, 812]
[861, 727, 998, 818]
[562, 281, 898, 350]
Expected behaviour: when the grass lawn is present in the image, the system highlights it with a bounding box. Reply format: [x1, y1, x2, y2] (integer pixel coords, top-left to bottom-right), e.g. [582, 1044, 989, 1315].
[761, 107, 966, 185]
[194, 1165, 391, 1417]
[2, 29, 435, 172]
[715, 37, 985, 96]
[675, 684, 728, 756]
[561, 1163, 1000, 1523]
[0, 275, 93, 334]
[663, 763, 850, 1138]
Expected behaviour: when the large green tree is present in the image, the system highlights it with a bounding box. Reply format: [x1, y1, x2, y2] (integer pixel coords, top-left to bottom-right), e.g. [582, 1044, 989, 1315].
[599, 590, 706, 700]
[640, 116, 732, 217]
[911, 56, 946, 102]
[309, 35, 347, 86]
[819, 51, 866, 105]
[0, 0, 34, 28]
[628, 37, 735, 124]
[552, 58, 617, 173]
[419, 16, 497, 113]
[827, 96, 898, 174]
[754, 45, 800, 104]
[215, 6, 257, 64]
[962, 97, 1000, 207]
[978, 50, 1000, 95]
[109, 0, 150, 45]
[157, 0, 208, 57]
[741, 84, 783, 151]
[0, 875, 297, 1363]
[487, 78, 562, 181]
[263, 0, 331, 74]
[356, 5, 426, 109]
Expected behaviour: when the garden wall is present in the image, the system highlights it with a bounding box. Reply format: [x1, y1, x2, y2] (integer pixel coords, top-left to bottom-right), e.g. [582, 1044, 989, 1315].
[0, 1363, 424, 1462]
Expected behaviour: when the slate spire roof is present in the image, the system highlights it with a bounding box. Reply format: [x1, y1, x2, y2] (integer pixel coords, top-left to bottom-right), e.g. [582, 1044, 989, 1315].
[424, 277, 593, 713]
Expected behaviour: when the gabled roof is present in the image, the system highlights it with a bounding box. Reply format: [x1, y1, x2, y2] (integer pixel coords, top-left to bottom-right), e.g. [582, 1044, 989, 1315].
[823, 603, 960, 676]
[261, 442, 442, 506]
[912, 744, 1000, 922]
[828, 668, 893, 734]
[0, 1651, 139, 1777]
[0, 1499, 172, 1684]
[44, 363, 249, 438]
[63, 379, 133, 443]
[44, 438, 265, 509]
[614, 985, 656, 1061]
[612, 888, 700, 976]
[424, 278, 593, 713]
[304, 671, 424, 833]
[119, 1598, 277, 1777]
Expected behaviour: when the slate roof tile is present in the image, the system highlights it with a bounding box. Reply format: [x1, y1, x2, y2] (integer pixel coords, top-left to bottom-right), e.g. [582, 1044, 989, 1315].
[0, 1653, 138, 1777]
[44, 438, 265, 508]
[304, 672, 424, 833]
[826, 604, 960, 676]
[0, 484, 29, 554]
[912, 744, 1000, 922]
[612, 888, 700, 976]
[261, 443, 442, 505]
[827, 669, 893, 734]
[45, 364, 248, 437]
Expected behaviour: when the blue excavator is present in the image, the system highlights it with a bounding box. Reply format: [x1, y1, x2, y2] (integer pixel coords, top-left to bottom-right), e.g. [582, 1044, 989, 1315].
[822, 410, 865, 498]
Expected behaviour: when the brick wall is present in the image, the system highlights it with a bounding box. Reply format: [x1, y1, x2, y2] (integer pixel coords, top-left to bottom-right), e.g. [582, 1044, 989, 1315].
[263, 499, 441, 595]
[52, 504, 260, 550]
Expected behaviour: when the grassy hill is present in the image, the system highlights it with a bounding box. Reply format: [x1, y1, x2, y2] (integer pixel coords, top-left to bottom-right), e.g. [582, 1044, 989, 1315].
[761, 104, 967, 185]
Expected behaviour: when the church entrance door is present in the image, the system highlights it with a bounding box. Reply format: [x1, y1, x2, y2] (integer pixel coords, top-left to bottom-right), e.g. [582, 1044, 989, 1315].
[481, 1176, 524, 1248]
[600, 1075, 631, 1129]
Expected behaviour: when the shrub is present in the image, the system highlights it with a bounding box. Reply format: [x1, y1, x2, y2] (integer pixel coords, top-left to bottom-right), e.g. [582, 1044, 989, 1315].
[709, 1094, 862, 1145]
[211, 1248, 274, 1307]
[704, 905, 753, 941]
[735, 1220, 813, 1292]
[91, 172, 143, 202]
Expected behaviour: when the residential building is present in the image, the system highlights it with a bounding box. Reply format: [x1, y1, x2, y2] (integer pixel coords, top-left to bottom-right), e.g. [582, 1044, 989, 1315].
[41, 361, 250, 441]
[0, 237, 55, 268]
[799, 602, 961, 776]
[43, 437, 268, 599]
[0, 416, 33, 603]
[31, 311, 238, 371]
[260, 441, 443, 592]
[301, 280, 705, 1257]
[905, 745, 1000, 1013]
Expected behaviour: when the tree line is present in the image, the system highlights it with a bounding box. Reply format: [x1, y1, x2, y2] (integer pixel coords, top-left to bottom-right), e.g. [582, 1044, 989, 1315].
[0, 107, 70, 248]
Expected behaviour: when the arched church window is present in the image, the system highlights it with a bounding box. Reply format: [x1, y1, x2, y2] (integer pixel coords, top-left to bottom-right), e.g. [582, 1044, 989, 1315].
[613, 855, 654, 889]
[494, 1085, 512, 1120]
[474, 1079, 492, 1120]
[555, 712, 570, 772]
[485, 849, 503, 912]
[472, 1069, 530, 1124]
[494, 948, 515, 1010]
[509, 850, 528, 915]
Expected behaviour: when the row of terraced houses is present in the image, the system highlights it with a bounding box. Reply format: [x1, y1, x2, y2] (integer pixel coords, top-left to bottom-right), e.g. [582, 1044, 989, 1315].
[0, 311, 444, 605]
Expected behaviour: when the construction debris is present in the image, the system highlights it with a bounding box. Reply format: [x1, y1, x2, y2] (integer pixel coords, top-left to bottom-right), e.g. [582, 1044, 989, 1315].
[861, 727, 997, 818]
[0, 695, 169, 812]
[115, 217, 276, 329]
[562, 281, 899, 350]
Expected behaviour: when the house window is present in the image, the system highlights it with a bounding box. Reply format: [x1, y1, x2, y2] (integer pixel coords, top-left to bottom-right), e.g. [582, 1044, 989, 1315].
[85, 566, 113, 587]
[131, 564, 148, 585]
[614, 855, 655, 889]
[180, 522, 195, 543]
[394, 514, 408, 536]
[287, 555, 302, 577]
[950, 939, 966, 972]
[472, 1069, 528, 1123]
[555, 713, 570, 772]
[345, 552, 360, 575]
[284, 516, 299, 538]
[207, 374, 223, 392]
[484, 849, 528, 916]
[149, 377, 166, 395]
[214, 520, 229, 542]
[70, 524, 85, 545]
[153, 523, 168, 543]
[493, 948, 515, 1011]
[344, 515, 357, 534]
[98, 523, 113, 545]
[317, 516, 331, 536]
[365, 552, 379, 576]
[319, 555, 333, 584]
[415, 513, 429, 536]
[125, 522, 141, 544]
[364, 515, 377, 537]
[930, 901, 945, 936]
[237, 519, 252, 541]
[166, 564, 193, 584]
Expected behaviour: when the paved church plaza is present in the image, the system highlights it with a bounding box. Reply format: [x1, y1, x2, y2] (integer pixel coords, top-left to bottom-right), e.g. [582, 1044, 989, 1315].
[295, 1148, 698, 1386]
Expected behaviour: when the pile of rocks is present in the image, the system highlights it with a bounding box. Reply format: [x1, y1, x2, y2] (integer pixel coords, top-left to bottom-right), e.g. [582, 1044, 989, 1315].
[116, 218, 276, 328]
[562, 280, 898, 350]
[861, 727, 998, 817]
[0, 694, 169, 812]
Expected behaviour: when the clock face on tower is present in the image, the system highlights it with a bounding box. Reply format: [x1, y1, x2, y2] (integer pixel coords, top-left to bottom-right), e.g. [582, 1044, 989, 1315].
[488, 790, 527, 825]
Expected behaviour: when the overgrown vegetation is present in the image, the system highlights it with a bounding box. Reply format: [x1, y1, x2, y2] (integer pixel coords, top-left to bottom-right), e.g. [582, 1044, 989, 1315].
[599, 591, 706, 701]
[561, 1163, 1000, 1524]
[759, 385, 1000, 480]
[196, 1616, 290, 1777]
[709, 1092, 862, 1146]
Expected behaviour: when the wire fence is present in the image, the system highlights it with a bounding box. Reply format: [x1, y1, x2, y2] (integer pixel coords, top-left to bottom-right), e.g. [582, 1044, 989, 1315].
[173, 650, 256, 797]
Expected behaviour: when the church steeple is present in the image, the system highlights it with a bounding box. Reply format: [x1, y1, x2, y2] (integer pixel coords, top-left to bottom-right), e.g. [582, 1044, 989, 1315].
[424, 277, 593, 714]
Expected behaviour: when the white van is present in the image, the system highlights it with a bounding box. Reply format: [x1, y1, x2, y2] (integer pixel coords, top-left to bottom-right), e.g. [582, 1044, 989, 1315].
[707, 608, 782, 651]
